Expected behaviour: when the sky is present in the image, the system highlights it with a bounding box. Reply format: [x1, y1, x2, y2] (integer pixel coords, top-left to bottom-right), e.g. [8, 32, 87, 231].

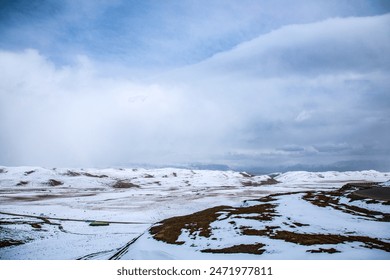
[0, 0, 389, 172]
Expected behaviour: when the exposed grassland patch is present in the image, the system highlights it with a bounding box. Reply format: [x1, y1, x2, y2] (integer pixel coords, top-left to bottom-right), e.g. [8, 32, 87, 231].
[240, 172, 254, 178]
[242, 228, 390, 251]
[150, 206, 233, 244]
[229, 203, 278, 221]
[307, 248, 340, 254]
[112, 180, 140, 189]
[0, 239, 25, 248]
[89, 221, 110, 226]
[83, 172, 108, 178]
[202, 243, 266, 255]
[352, 187, 390, 201]
[302, 185, 390, 222]
[64, 170, 81, 176]
[150, 183, 390, 254]
[64, 170, 108, 178]
[46, 179, 63, 186]
[31, 223, 42, 229]
[241, 178, 279, 187]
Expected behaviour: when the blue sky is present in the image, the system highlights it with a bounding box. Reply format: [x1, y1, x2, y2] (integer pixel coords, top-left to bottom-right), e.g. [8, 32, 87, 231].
[0, 1, 389, 171]
[1, 0, 388, 68]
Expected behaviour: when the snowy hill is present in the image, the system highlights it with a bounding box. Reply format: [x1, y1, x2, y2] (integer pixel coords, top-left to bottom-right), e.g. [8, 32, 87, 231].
[0, 166, 389, 259]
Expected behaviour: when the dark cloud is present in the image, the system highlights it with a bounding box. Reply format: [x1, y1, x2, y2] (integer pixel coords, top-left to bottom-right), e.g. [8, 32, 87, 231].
[0, 3, 389, 171]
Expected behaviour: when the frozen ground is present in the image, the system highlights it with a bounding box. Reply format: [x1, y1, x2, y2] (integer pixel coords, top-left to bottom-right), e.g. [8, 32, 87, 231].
[0, 166, 389, 259]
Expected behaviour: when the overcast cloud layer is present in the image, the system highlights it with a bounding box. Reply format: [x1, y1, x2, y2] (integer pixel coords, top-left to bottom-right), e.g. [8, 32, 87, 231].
[0, 1, 389, 171]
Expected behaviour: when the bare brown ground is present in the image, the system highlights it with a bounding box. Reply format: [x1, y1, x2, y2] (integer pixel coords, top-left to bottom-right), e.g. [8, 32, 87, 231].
[242, 228, 390, 252]
[228, 203, 279, 221]
[150, 205, 233, 245]
[202, 243, 266, 255]
[302, 183, 390, 222]
[307, 248, 340, 254]
[150, 183, 390, 254]
[0, 239, 25, 248]
[352, 187, 390, 201]
[63, 170, 108, 178]
[112, 180, 140, 189]
[241, 178, 279, 187]
[46, 179, 63, 186]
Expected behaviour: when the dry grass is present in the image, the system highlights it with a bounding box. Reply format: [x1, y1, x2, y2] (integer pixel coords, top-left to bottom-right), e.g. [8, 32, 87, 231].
[46, 179, 63, 186]
[150, 205, 233, 244]
[0, 239, 25, 248]
[241, 178, 279, 187]
[240, 172, 254, 178]
[202, 243, 266, 255]
[150, 183, 390, 254]
[242, 227, 390, 251]
[83, 173, 108, 178]
[229, 203, 278, 221]
[64, 171, 108, 178]
[31, 223, 42, 229]
[352, 187, 390, 201]
[302, 184, 390, 222]
[112, 180, 140, 189]
[64, 170, 81, 176]
[150, 203, 278, 245]
[307, 248, 340, 254]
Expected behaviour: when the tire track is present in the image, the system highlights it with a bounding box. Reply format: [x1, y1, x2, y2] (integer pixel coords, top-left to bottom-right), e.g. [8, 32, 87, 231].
[0, 211, 150, 225]
[108, 227, 151, 260]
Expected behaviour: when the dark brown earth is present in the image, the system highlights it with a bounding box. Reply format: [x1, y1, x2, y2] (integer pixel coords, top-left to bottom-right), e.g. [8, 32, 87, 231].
[112, 180, 140, 189]
[0, 239, 25, 248]
[352, 187, 390, 201]
[149, 183, 390, 255]
[83, 173, 108, 178]
[242, 228, 390, 252]
[64, 170, 108, 178]
[150, 205, 233, 244]
[241, 178, 279, 187]
[307, 248, 340, 254]
[302, 184, 390, 222]
[202, 243, 266, 255]
[46, 179, 63, 186]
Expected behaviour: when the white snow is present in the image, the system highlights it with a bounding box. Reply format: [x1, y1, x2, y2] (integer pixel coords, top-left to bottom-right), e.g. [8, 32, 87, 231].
[1, 166, 389, 260]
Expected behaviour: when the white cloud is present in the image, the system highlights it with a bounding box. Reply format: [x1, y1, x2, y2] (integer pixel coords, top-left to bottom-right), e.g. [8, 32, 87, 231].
[1, 14, 389, 170]
[295, 110, 313, 122]
[162, 14, 390, 169]
[0, 49, 237, 167]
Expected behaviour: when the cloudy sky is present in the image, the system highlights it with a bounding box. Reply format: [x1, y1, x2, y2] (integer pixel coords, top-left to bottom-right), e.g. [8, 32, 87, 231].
[0, 0, 389, 172]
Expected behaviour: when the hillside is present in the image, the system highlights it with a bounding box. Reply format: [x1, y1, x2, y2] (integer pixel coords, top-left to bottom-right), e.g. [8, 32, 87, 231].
[0, 166, 389, 259]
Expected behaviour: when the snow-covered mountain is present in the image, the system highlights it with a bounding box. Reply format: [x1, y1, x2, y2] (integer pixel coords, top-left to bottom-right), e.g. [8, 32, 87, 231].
[0, 166, 389, 259]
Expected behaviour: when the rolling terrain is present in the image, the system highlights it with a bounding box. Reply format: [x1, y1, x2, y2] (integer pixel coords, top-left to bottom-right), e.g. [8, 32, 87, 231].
[0, 166, 389, 259]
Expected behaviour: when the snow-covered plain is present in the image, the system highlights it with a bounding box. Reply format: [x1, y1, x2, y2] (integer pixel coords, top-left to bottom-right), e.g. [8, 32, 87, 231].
[0, 166, 389, 259]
